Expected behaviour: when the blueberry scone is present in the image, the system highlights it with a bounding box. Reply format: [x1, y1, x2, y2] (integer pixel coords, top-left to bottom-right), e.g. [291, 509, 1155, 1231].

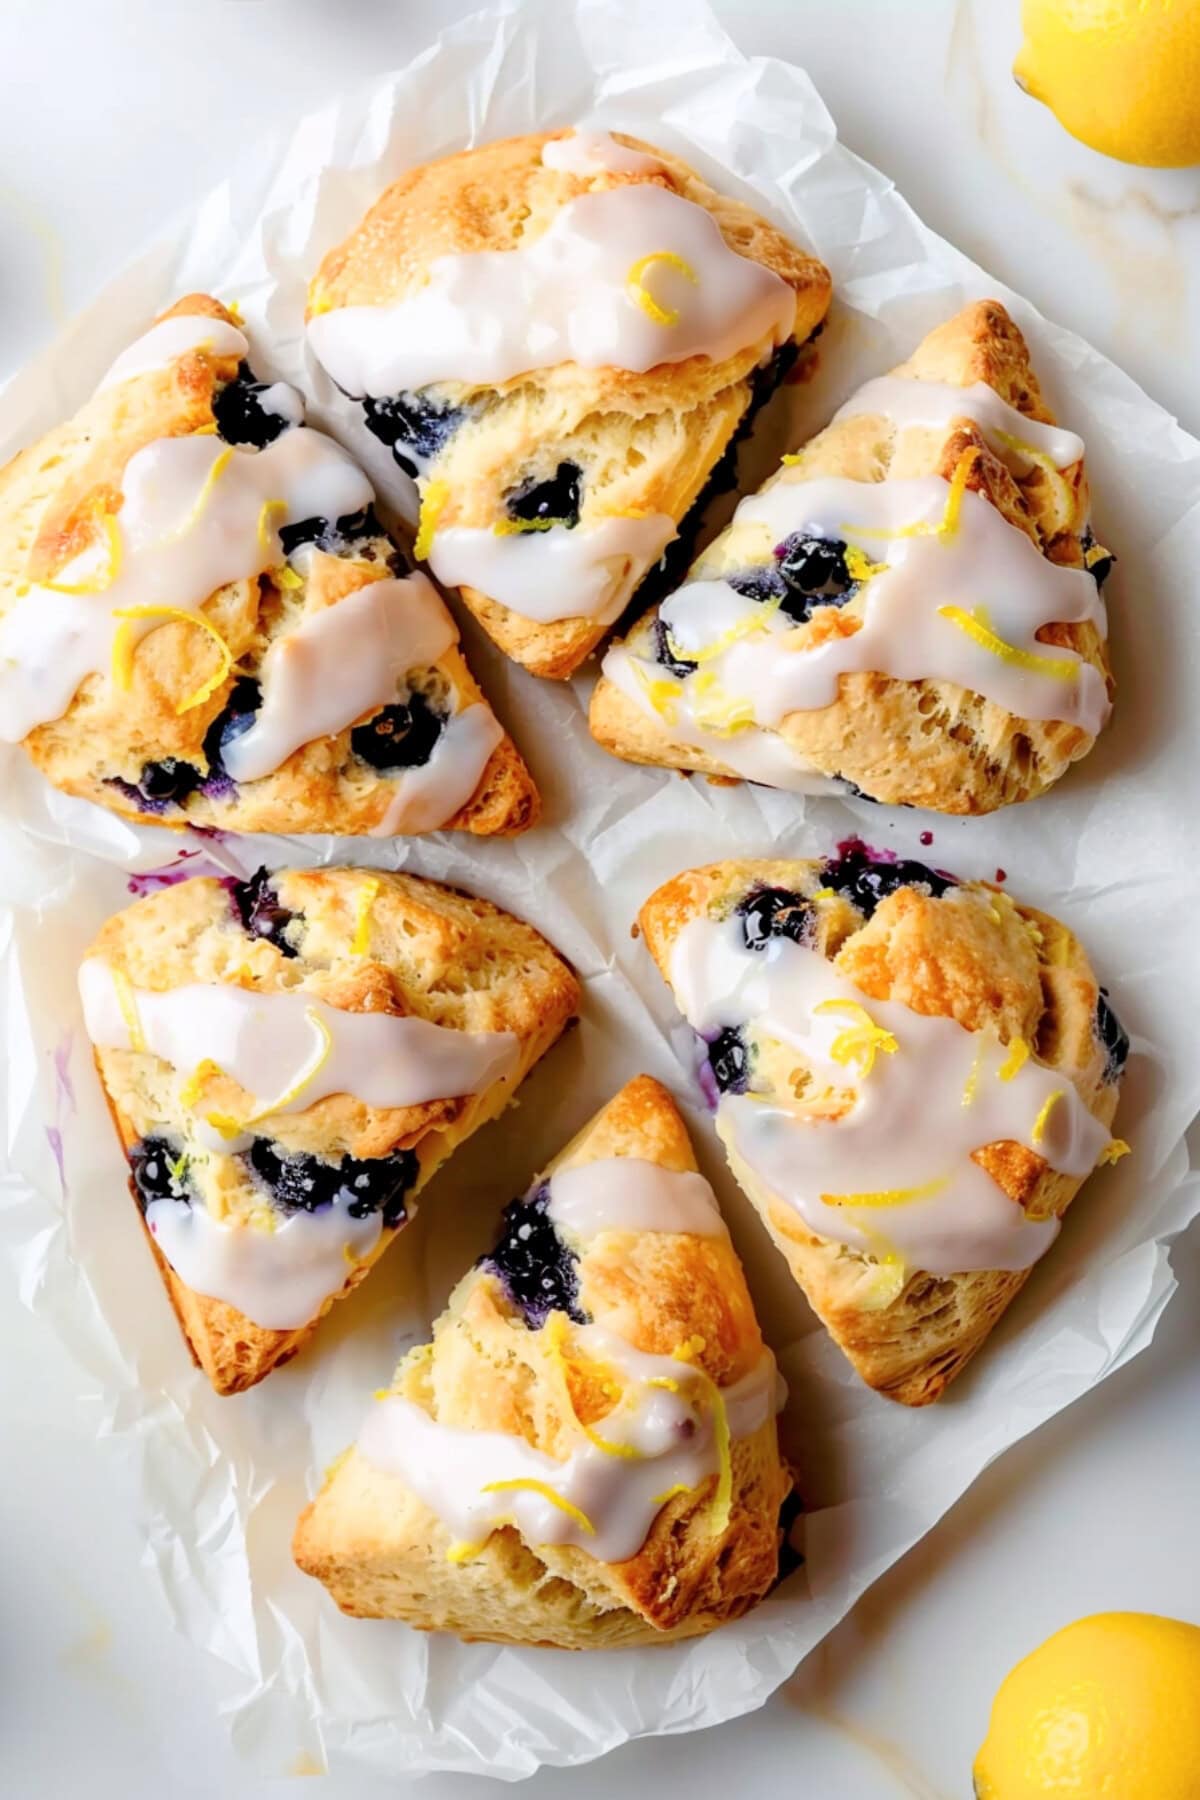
[639, 845, 1129, 1405]
[0, 294, 538, 835]
[79, 867, 580, 1393]
[293, 1076, 788, 1646]
[593, 300, 1114, 812]
[306, 128, 832, 679]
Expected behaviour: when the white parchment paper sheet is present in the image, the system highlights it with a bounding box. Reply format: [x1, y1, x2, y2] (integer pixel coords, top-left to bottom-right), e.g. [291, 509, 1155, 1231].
[2, 0, 1199, 1779]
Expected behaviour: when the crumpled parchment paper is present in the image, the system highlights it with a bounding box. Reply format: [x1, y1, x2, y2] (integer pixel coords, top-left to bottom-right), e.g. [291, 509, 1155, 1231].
[2, 0, 1199, 1780]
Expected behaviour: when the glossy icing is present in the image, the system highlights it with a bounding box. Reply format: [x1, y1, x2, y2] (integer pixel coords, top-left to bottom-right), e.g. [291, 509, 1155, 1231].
[358, 1330, 779, 1563]
[222, 573, 458, 783]
[368, 703, 504, 836]
[428, 513, 676, 624]
[145, 1186, 381, 1331]
[541, 130, 664, 177]
[0, 428, 373, 743]
[546, 1157, 725, 1240]
[78, 958, 520, 1119]
[832, 376, 1085, 471]
[307, 183, 797, 395]
[668, 913, 1108, 1277]
[97, 314, 249, 389]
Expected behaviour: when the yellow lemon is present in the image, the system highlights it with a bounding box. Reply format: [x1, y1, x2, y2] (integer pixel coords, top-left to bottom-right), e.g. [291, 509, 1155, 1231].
[974, 1611, 1200, 1798]
[1014, 0, 1200, 167]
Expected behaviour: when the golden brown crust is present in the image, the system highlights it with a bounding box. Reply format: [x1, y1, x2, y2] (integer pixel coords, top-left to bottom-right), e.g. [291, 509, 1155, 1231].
[293, 1076, 789, 1644]
[591, 299, 1111, 811]
[87, 868, 580, 1393]
[2, 294, 539, 835]
[309, 131, 832, 679]
[638, 858, 1123, 1405]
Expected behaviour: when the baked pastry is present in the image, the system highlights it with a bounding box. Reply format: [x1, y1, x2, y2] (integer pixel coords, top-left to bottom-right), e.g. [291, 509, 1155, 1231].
[638, 846, 1129, 1404]
[306, 128, 832, 678]
[593, 300, 1114, 811]
[0, 294, 537, 835]
[293, 1075, 788, 1646]
[78, 866, 579, 1393]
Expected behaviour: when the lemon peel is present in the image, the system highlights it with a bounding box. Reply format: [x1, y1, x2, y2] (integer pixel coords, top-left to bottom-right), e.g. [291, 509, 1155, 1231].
[780, 453, 803, 467]
[1098, 1137, 1132, 1167]
[666, 595, 779, 668]
[167, 445, 233, 541]
[998, 1037, 1031, 1082]
[110, 966, 145, 1053]
[626, 251, 698, 327]
[351, 877, 380, 958]
[937, 604, 1080, 682]
[480, 1479, 596, 1536]
[492, 517, 563, 536]
[414, 479, 450, 561]
[689, 670, 757, 735]
[178, 1058, 224, 1108]
[45, 508, 122, 596]
[445, 1540, 487, 1564]
[243, 1006, 333, 1123]
[843, 545, 888, 584]
[630, 657, 683, 724]
[110, 603, 233, 712]
[844, 447, 980, 544]
[274, 563, 303, 590]
[814, 998, 898, 1078]
[821, 1177, 949, 1209]
[257, 498, 288, 550]
[1030, 1088, 1064, 1147]
[962, 1044, 983, 1107]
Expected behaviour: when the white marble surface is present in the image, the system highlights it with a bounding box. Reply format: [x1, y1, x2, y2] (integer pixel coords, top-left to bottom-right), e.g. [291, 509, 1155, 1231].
[1, 3, 1198, 1797]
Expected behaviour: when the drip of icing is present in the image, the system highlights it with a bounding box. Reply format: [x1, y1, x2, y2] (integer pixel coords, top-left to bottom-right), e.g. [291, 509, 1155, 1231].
[541, 130, 665, 177]
[668, 914, 1108, 1276]
[546, 1158, 726, 1240]
[832, 377, 1084, 471]
[368, 704, 504, 836]
[428, 514, 676, 624]
[358, 1329, 779, 1563]
[611, 474, 1108, 768]
[307, 185, 797, 396]
[222, 573, 457, 783]
[145, 1188, 381, 1330]
[0, 429, 373, 742]
[78, 960, 520, 1115]
[255, 382, 306, 427]
[97, 315, 249, 389]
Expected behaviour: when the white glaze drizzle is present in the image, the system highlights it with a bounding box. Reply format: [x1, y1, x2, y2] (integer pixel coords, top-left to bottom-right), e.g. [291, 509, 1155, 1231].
[668, 914, 1108, 1277]
[358, 1329, 780, 1563]
[609, 472, 1109, 771]
[428, 513, 676, 624]
[78, 959, 520, 1116]
[97, 315, 250, 390]
[144, 1187, 382, 1330]
[307, 184, 796, 395]
[222, 573, 457, 783]
[832, 376, 1084, 472]
[545, 1157, 726, 1240]
[0, 428, 373, 743]
[368, 704, 504, 836]
[541, 130, 664, 177]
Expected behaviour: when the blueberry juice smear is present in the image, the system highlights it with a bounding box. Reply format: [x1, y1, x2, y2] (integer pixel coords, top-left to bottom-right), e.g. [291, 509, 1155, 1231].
[350, 691, 445, 771]
[479, 1184, 587, 1329]
[246, 1139, 417, 1230]
[231, 867, 301, 957]
[820, 838, 958, 918]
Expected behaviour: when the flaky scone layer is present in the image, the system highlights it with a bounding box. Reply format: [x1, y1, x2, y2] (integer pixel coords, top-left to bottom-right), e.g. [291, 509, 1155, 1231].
[638, 857, 1123, 1405]
[294, 1075, 789, 1646]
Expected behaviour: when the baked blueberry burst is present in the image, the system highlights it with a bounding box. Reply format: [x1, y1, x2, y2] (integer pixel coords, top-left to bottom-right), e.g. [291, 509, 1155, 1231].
[361, 390, 468, 479]
[820, 839, 958, 918]
[246, 1138, 417, 1229]
[212, 362, 295, 450]
[503, 461, 583, 531]
[350, 690, 445, 770]
[479, 1183, 589, 1329]
[231, 866, 301, 957]
[128, 1136, 192, 1212]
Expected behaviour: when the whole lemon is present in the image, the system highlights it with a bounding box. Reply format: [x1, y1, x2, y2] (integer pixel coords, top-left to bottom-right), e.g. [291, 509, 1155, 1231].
[974, 1611, 1200, 1798]
[1014, 0, 1200, 167]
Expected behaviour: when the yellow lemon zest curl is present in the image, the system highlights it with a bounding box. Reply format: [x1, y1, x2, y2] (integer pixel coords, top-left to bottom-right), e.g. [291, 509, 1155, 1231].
[652, 1482, 695, 1507]
[688, 670, 757, 736]
[257, 498, 288, 550]
[937, 604, 1080, 683]
[665, 595, 779, 668]
[998, 1037, 1031, 1082]
[844, 448, 980, 544]
[445, 1540, 487, 1565]
[414, 479, 450, 561]
[110, 603, 233, 713]
[178, 1058, 224, 1108]
[1030, 1089, 1064, 1147]
[111, 965, 145, 1054]
[1098, 1137, 1131, 1167]
[492, 517, 563, 536]
[480, 1479, 596, 1536]
[821, 1177, 949, 1209]
[814, 998, 898, 1079]
[962, 1044, 983, 1108]
[244, 1007, 333, 1123]
[351, 877, 380, 958]
[626, 251, 699, 328]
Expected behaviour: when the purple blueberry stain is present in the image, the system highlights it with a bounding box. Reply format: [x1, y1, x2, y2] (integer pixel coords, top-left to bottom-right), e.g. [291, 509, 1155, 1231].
[45, 1127, 67, 1200]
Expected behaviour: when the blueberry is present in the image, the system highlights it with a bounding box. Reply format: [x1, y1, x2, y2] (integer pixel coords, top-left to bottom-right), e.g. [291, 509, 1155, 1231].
[820, 838, 958, 918]
[136, 757, 204, 808]
[1081, 527, 1115, 589]
[726, 565, 789, 604]
[277, 503, 388, 559]
[362, 392, 467, 478]
[245, 1138, 415, 1229]
[479, 1183, 588, 1329]
[350, 690, 445, 771]
[230, 866, 300, 957]
[129, 1136, 190, 1213]
[212, 362, 295, 449]
[737, 886, 814, 951]
[653, 616, 698, 680]
[707, 1025, 750, 1095]
[1095, 988, 1130, 1083]
[505, 461, 583, 530]
[772, 533, 859, 625]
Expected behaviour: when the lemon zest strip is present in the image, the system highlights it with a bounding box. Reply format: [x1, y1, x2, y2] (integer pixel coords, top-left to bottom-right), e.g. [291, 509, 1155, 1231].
[1098, 1137, 1131, 1167]
[110, 966, 145, 1054]
[445, 1540, 487, 1564]
[842, 448, 980, 543]
[652, 1482, 694, 1506]
[203, 1111, 246, 1141]
[666, 595, 779, 668]
[243, 1006, 333, 1124]
[480, 1479, 596, 1536]
[351, 877, 380, 958]
[937, 605, 1080, 682]
[492, 517, 564, 536]
[257, 498, 288, 550]
[110, 603, 233, 712]
[1030, 1089, 1064, 1147]
[962, 1044, 983, 1108]
[821, 1177, 949, 1209]
[814, 998, 898, 1078]
[165, 446, 233, 542]
[178, 1058, 224, 1108]
[998, 1037, 1031, 1082]
[414, 479, 450, 561]
[274, 563, 303, 590]
[626, 251, 698, 327]
[629, 656, 683, 724]
[781, 453, 802, 467]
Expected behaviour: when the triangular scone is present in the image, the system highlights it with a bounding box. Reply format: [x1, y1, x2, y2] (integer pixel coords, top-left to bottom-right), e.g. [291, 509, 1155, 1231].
[638, 848, 1128, 1405]
[293, 1076, 788, 1647]
[0, 294, 538, 835]
[79, 868, 579, 1394]
[593, 299, 1114, 812]
[306, 129, 831, 679]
